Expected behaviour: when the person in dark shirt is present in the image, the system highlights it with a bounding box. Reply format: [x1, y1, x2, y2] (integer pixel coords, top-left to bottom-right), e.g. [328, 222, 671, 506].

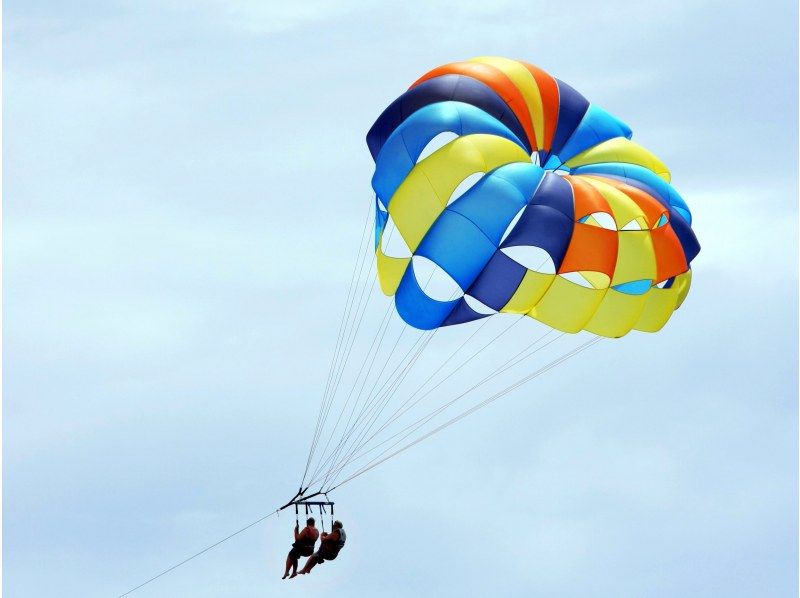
[297, 520, 346, 576]
[282, 517, 319, 579]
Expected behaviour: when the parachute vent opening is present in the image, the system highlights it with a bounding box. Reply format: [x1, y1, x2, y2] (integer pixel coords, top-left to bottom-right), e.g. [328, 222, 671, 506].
[499, 206, 525, 246]
[578, 212, 617, 230]
[612, 279, 652, 295]
[655, 277, 675, 289]
[620, 219, 644, 231]
[464, 294, 497, 315]
[559, 271, 595, 288]
[381, 216, 412, 258]
[500, 245, 556, 274]
[654, 213, 669, 228]
[447, 172, 484, 205]
[531, 152, 541, 166]
[417, 131, 459, 163]
[412, 255, 463, 302]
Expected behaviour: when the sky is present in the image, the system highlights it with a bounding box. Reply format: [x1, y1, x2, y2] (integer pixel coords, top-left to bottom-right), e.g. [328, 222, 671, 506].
[3, 0, 798, 596]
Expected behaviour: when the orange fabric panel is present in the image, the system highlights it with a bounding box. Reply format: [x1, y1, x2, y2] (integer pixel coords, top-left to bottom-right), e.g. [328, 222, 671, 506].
[519, 61, 559, 152]
[410, 62, 536, 151]
[559, 223, 618, 277]
[650, 225, 689, 282]
[567, 176, 612, 220]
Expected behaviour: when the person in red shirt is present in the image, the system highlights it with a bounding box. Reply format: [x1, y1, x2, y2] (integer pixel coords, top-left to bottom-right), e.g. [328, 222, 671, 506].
[297, 520, 346, 576]
[282, 517, 319, 579]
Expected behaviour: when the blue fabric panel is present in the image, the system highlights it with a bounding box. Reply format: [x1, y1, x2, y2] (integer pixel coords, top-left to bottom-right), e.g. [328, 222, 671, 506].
[395, 263, 460, 330]
[668, 214, 701, 264]
[613, 279, 652, 295]
[527, 171, 574, 219]
[372, 102, 524, 206]
[448, 163, 544, 245]
[489, 162, 546, 202]
[416, 210, 497, 290]
[467, 250, 527, 311]
[442, 298, 490, 326]
[500, 205, 574, 270]
[570, 162, 692, 225]
[550, 79, 590, 158]
[543, 154, 564, 170]
[366, 74, 532, 159]
[557, 104, 632, 163]
[662, 277, 676, 289]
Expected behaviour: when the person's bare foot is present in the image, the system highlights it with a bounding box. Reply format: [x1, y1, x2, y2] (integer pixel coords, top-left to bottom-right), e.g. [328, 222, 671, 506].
[289, 572, 298, 579]
[282, 573, 289, 579]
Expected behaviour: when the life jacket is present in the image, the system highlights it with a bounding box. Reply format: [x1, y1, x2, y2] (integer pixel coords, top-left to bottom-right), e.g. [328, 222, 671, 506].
[322, 528, 346, 558]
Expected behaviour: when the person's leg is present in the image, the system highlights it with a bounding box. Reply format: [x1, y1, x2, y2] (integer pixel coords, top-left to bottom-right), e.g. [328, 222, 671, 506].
[283, 552, 296, 579]
[299, 555, 318, 575]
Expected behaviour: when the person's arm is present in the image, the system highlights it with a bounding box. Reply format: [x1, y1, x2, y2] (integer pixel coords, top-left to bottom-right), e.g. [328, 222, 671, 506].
[294, 525, 304, 541]
[325, 530, 339, 543]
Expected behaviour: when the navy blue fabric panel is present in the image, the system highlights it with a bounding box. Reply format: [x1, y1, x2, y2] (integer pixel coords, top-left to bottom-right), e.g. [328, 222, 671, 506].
[500, 205, 574, 270]
[442, 298, 490, 326]
[527, 171, 574, 219]
[467, 250, 527, 311]
[366, 74, 531, 159]
[550, 79, 589, 158]
[668, 210, 701, 264]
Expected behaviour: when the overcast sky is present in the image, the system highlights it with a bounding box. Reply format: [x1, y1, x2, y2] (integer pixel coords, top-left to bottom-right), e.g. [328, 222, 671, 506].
[4, 1, 798, 596]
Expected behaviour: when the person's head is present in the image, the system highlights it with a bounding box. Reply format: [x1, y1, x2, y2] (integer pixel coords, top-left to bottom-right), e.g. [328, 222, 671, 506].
[332, 520, 343, 530]
[306, 517, 315, 527]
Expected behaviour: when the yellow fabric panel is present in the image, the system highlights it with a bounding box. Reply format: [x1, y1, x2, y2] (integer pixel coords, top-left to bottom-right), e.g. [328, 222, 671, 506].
[387, 171, 443, 252]
[500, 271, 554, 314]
[469, 56, 544, 151]
[529, 275, 606, 333]
[581, 176, 647, 229]
[375, 247, 410, 296]
[389, 134, 530, 251]
[585, 289, 648, 337]
[418, 134, 531, 201]
[633, 286, 679, 333]
[611, 231, 657, 286]
[675, 270, 692, 308]
[564, 138, 671, 182]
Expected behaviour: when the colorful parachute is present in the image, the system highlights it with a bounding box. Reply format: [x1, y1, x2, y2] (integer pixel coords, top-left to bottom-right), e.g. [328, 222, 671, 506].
[367, 57, 700, 338]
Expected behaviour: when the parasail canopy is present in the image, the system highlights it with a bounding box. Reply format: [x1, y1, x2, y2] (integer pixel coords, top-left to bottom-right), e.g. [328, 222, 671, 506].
[367, 57, 700, 338]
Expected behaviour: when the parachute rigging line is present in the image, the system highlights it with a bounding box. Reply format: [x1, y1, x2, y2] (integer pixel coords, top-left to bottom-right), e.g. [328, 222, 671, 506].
[117, 510, 280, 598]
[318, 329, 556, 488]
[335, 315, 529, 469]
[308, 270, 442, 488]
[314, 327, 562, 490]
[301, 197, 374, 486]
[118, 336, 600, 597]
[328, 337, 603, 493]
